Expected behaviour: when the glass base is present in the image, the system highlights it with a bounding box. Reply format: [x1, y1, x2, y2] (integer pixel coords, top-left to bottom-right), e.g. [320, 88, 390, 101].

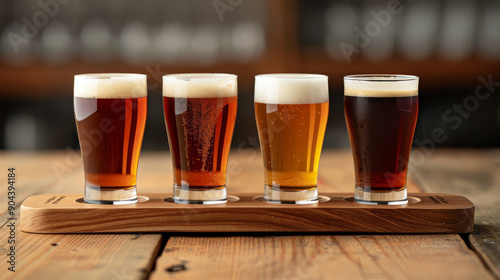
[354, 187, 408, 205]
[173, 185, 227, 205]
[263, 186, 318, 204]
[84, 185, 138, 205]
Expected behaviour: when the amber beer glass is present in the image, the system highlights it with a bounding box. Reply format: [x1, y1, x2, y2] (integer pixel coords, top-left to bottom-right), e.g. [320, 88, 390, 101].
[344, 75, 418, 205]
[255, 74, 329, 204]
[74, 74, 147, 204]
[163, 74, 237, 204]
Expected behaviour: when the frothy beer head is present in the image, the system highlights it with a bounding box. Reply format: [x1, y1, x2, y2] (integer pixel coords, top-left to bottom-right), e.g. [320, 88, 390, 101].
[163, 73, 238, 98]
[255, 74, 329, 104]
[344, 75, 418, 97]
[74, 73, 147, 98]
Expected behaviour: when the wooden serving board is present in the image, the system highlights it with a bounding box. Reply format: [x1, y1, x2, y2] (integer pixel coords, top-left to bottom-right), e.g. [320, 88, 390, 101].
[20, 193, 474, 234]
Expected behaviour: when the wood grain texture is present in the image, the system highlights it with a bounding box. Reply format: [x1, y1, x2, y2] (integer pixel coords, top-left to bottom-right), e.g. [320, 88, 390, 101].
[150, 235, 494, 280]
[0, 151, 163, 279]
[3, 150, 498, 280]
[0, 227, 162, 280]
[20, 193, 474, 234]
[150, 150, 494, 280]
[0, 151, 78, 217]
[411, 149, 500, 278]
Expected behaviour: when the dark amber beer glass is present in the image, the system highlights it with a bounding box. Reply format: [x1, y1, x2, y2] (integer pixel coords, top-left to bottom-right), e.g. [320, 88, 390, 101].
[344, 75, 418, 205]
[255, 74, 329, 204]
[163, 74, 237, 204]
[74, 74, 147, 204]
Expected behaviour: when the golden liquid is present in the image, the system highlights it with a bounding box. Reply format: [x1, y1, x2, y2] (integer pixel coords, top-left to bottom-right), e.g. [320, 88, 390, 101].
[255, 102, 329, 191]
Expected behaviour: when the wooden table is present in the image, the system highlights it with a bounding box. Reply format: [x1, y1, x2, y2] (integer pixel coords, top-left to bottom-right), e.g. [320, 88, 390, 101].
[1, 149, 499, 279]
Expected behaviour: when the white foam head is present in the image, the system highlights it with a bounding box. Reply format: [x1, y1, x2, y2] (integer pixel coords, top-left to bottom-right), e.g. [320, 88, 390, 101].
[74, 73, 147, 98]
[254, 74, 329, 104]
[163, 73, 237, 98]
[344, 75, 418, 97]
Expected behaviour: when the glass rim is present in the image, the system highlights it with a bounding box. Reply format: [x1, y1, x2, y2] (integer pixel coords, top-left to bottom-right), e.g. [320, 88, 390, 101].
[256, 73, 328, 80]
[344, 74, 418, 82]
[74, 73, 146, 79]
[163, 73, 237, 80]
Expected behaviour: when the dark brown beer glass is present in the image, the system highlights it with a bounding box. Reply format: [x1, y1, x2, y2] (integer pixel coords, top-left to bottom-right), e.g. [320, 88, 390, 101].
[74, 73, 147, 205]
[255, 74, 329, 204]
[344, 75, 418, 205]
[163, 74, 237, 204]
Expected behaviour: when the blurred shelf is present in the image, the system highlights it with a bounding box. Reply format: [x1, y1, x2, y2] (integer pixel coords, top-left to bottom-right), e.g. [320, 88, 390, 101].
[0, 57, 280, 98]
[2, 52, 498, 98]
[299, 49, 500, 89]
[0, 0, 292, 98]
[1, 0, 499, 98]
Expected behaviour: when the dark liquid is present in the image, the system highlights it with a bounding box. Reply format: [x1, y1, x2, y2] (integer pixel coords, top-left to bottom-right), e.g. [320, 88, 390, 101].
[163, 96, 237, 190]
[344, 95, 418, 191]
[75, 97, 147, 189]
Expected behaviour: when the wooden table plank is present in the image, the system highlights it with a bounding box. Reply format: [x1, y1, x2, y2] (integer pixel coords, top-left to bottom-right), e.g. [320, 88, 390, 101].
[150, 150, 495, 280]
[1, 228, 162, 280]
[0, 151, 76, 216]
[411, 149, 500, 279]
[3, 150, 498, 279]
[0, 151, 164, 280]
[151, 235, 493, 280]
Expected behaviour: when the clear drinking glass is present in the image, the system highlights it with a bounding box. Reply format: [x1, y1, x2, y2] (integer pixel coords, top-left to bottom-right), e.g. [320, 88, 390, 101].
[254, 74, 329, 204]
[344, 74, 419, 205]
[163, 73, 238, 204]
[74, 73, 147, 204]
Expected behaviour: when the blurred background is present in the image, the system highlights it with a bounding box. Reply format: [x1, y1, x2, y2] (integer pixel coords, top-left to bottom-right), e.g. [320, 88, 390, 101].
[0, 0, 499, 151]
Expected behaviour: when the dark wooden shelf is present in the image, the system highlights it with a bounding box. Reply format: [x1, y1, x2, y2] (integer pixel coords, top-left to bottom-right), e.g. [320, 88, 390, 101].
[0, 57, 279, 97]
[1, 0, 498, 98]
[299, 49, 500, 87]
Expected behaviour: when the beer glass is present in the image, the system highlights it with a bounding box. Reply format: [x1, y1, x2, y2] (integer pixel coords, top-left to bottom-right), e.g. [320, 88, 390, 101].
[344, 75, 418, 205]
[163, 73, 238, 204]
[255, 74, 329, 204]
[74, 73, 147, 204]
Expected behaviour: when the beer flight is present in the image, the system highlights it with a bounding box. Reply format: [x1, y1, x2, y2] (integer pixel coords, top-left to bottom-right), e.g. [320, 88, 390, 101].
[74, 73, 418, 206]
